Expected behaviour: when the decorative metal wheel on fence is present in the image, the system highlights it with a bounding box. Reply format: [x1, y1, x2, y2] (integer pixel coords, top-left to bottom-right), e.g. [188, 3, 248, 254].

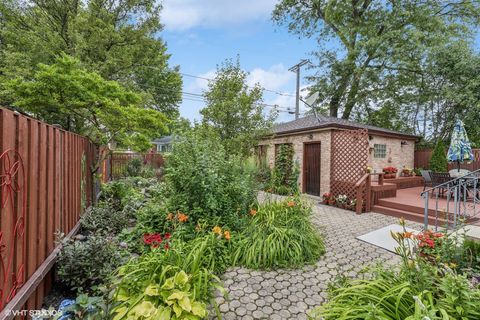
[0, 107, 102, 319]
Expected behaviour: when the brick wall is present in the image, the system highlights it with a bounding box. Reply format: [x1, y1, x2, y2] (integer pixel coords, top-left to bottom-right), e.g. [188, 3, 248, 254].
[260, 130, 332, 196]
[368, 135, 415, 177]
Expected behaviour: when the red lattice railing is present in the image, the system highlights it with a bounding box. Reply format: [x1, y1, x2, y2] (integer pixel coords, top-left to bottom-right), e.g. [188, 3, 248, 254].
[330, 129, 370, 213]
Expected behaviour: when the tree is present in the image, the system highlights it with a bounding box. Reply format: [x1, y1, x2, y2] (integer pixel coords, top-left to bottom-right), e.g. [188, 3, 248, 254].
[3, 54, 168, 166]
[273, 0, 480, 120]
[200, 58, 276, 156]
[429, 140, 448, 172]
[0, 0, 182, 118]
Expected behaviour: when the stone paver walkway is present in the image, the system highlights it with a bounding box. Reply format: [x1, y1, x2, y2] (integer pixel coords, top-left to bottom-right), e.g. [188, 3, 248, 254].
[213, 196, 421, 319]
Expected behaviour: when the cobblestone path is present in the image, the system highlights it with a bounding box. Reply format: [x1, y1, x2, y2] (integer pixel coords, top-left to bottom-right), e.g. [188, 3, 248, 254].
[213, 195, 421, 319]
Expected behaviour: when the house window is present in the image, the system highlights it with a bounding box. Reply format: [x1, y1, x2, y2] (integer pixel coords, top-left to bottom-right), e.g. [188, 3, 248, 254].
[374, 144, 387, 158]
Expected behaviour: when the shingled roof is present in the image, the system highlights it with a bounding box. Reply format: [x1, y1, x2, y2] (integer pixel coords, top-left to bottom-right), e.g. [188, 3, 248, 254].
[273, 115, 419, 139]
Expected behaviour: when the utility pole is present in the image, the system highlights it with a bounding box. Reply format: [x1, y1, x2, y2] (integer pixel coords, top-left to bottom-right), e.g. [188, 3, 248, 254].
[289, 59, 309, 120]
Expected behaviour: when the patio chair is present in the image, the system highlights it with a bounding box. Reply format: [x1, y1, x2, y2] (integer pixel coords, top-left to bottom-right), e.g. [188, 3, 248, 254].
[420, 170, 432, 191]
[430, 172, 452, 198]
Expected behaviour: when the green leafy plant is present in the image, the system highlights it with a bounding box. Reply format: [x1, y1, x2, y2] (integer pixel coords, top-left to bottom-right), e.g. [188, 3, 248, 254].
[429, 140, 448, 172]
[81, 205, 130, 235]
[308, 221, 480, 320]
[268, 144, 299, 195]
[164, 132, 257, 229]
[56, 235, 129, 293]
[125, 158, 143, 177]
[232, 197, 324, 269]
[114, 270, 207, 320]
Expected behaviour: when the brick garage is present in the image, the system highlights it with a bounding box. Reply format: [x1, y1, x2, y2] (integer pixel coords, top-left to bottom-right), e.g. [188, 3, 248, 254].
[259, 115, 419, 196]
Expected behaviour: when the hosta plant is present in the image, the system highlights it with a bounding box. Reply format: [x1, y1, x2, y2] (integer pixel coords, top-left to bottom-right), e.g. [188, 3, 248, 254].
[113, 271, 207, 320]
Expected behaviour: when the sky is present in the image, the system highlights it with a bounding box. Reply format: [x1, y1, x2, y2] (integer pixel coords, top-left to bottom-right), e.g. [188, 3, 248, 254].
[160, 0, 480, 124]
[160, 0, 318, 123]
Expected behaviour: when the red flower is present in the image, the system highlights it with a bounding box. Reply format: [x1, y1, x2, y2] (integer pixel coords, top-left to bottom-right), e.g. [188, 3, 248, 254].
[164, 243, 170, 250]
[143, 234, 153, 245]
[164, 233, 171, 240]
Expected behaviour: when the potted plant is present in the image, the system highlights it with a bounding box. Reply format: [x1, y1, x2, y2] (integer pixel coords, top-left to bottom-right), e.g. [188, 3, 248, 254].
[322, 192, 335, 205]
[382, 166, 397, 179]
[336, 194, 348, 209]
[401, 167, 413, 177]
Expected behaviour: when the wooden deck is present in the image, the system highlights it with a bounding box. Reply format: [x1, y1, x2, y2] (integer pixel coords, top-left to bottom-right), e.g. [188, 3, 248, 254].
[372, 186, 480, 226]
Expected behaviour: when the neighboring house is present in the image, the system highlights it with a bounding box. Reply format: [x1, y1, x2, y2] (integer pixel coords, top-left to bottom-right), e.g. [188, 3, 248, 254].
[152, 135, 172, 153]
[258, 115, 419, 197]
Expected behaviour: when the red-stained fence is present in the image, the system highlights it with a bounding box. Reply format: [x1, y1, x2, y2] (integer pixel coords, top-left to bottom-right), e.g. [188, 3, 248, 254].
[414, 148, 480, 171]
[0, 107, 99, 319]
[110, 152, 164, 180]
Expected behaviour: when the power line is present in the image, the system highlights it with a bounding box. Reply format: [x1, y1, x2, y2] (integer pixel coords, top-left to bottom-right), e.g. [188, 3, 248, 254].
[180, 72, 296, 98]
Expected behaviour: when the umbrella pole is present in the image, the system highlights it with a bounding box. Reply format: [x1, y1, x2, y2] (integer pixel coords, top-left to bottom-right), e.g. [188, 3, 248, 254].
[457, 160, 460, 172]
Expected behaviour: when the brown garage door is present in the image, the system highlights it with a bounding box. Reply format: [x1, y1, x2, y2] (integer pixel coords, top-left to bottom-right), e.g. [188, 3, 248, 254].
[303, 142, 321, 196]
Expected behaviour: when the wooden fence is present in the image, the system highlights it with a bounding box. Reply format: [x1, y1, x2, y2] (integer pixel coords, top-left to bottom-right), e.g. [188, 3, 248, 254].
[0, 107, 99, 319]
[414, 148, 480, 171]
[110, 152, 164, 180]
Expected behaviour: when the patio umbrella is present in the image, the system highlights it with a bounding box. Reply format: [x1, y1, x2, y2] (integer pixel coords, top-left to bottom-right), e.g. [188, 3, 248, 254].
[447, 118, 474, 172]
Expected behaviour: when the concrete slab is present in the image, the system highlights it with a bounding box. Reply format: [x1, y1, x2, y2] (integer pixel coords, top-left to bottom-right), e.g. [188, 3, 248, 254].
[357, 224, 418, 254]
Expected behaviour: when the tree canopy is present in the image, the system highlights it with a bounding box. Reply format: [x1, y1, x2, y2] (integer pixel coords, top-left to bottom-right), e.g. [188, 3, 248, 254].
[273, 0, 480, 142]
[4, 54, 168, 152]
[0, 0, 182, 119]
[200, 58, 276, 157]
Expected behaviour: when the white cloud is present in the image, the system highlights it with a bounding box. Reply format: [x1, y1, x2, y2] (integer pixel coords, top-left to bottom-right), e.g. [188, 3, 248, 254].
[247, 64, 294, 91]
[161, 0, 278, 30]
[185, 69, 216, 93]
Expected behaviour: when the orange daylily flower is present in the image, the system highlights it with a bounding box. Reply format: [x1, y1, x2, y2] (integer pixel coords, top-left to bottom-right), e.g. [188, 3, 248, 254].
[249, 209, 257, 216]
[403, 232, 413, 239]
[177, 212, 188, 223]
[286, 201, 296, 207]
[224, 230, 231, 240]
[212, 226, 222, 234]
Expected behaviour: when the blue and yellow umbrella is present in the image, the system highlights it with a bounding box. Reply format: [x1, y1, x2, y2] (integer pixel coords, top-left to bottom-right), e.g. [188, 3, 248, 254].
[447, 119, 473, 171]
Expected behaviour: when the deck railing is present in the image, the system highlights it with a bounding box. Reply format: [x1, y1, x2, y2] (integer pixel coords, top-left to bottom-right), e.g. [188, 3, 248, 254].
[355, 173, 372, 214]
[420, 168, 480, 231]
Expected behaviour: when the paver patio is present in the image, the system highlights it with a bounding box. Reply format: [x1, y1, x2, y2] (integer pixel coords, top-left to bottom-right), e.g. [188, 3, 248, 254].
[212, 195, 422, 320]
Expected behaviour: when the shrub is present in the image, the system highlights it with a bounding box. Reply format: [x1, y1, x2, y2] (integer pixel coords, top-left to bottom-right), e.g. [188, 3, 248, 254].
[56, 235, 129, 293]
[135, 202, 169, 233]
[80, 205, 129, 235]
[429, 140, 448, 172]
[125, 157, 143, 177]
[232, 197, 324, 269]
[164, 133, 257, 229]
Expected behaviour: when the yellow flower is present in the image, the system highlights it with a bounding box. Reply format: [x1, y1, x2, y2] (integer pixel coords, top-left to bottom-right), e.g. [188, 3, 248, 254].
[166, 212, 174, 221]
[224, 230, 231, 240]
[450, 263, 457, 269]
[212, 226, 222, 234]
